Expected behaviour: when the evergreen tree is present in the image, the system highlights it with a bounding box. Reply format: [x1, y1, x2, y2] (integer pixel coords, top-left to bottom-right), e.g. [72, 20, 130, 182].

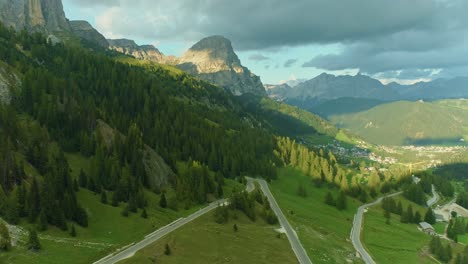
[336, 191, 347, 210]
[396, 201, 403, 215]
[79, 169, 87, 188]
[0, 221, 11, 251]
[164, 243, 171, 255]
[324, 191, 335, 206]
[27, 229, 41, 251]
[400, 210, 409, 223]
[406, 205, 414, 224]
[27, 177, 40, 222]
[100, 190, 108, 204]
[384, 209, 391, 225]
[111, 192, 119, 207]
[70, 224, 76, 237]
[141, 208, 148, 219]
[424, 208, 436, 224]
[413, 211, 422, 224]
[159, 193, 167, 208]
[297, 184, 307, 197]
[38, 209, 48, 231]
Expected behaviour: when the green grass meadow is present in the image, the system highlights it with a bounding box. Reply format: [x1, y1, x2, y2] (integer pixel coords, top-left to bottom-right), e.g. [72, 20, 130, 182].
[118, 210, 297, 264]
[269, 167, 364, 264]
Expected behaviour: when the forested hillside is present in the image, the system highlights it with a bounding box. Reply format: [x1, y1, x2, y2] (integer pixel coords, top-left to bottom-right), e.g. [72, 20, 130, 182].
[0, 22, 349, 233]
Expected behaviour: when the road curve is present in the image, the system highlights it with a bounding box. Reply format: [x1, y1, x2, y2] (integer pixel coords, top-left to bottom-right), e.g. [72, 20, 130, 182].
[426, 185, 440, 207]
[350, 192, 402, 264]
[252, 178, 313, 264]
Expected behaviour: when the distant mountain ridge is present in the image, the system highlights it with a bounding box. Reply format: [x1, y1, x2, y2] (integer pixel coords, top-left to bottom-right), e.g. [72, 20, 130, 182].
[267, 73, 468, 111]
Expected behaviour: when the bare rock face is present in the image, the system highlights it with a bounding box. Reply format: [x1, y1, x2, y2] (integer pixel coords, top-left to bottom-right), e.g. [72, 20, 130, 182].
[0, 0, 69, 33]
[177, 36, 266, 96]
[108, 35, 266, 96]
[108, 39, 167, 62]
[0, 62, 21, 105]
[70, 20, 108, 48]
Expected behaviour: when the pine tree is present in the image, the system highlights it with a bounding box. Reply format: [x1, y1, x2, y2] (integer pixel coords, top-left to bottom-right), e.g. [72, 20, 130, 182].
[100, 190, 107, 204]
[336, 191, 347, 210]
[0, 221, 11, 251]
[324, 191, 335, 206]
[141, 208, 148, 219]
[111, 191, 119, 207]
[27, 177, 41, 222]
[396, 201, 403, 215]
[414, 211, 422, 224]
[38, 209, 48, 231]
[400, 210, 408, 223]
[160, 193, 167, 208]
[425, 208, 436, 225]
[73, 179, 79, 192]
[27, 229, 41, 251]
[70, 224, 76, 237]
[79, 169, 87, 188]
[407, 205, 414, 223]
[164, 243, 171, 255]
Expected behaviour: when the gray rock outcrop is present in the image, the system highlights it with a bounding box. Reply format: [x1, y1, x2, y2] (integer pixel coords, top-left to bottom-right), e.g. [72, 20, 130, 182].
[177, 36, 266, 96]
[70, 20, 109, 48]
[0, 0, 69, 33]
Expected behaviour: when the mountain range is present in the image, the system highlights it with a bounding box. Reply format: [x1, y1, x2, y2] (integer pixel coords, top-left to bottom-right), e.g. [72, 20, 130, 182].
[108, 36, 266, 96]
[267, 73, 468, 114]
[0, 0, 265, 96]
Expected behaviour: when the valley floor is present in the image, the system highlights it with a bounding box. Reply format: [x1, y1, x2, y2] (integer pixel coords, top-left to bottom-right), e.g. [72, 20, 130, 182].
[117, 210, 297, 264]
[269, 167, 364, 264]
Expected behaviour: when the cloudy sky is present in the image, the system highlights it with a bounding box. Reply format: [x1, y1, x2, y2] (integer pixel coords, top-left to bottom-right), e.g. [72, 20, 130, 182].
[63, 0, 468, 85]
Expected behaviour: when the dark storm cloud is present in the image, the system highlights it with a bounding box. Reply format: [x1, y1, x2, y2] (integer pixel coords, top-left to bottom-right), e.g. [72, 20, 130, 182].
[284, 59, 297, 68]
[301, 0, 468, 78]
[88, 0, 437, 49]
[249, 54, 270, 61]
[70, 0, 468, 78]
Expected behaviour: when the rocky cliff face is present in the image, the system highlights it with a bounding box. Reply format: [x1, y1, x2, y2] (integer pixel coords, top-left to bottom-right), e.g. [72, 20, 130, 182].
[109, 36, 266, 96]
[70, 20, 108, 48]
[0, 62, 21, 105]
[0, 0, 69, 33]
[177, 36, 266, 96]
[108, 39, 172, 63]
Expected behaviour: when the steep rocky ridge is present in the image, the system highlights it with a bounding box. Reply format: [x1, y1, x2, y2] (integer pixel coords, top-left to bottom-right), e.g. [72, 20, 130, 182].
[0, 0, 70, 33]
[108, 39, 178, 64]
[177, 36, 266, 96]
[96, 120, 173, 191]
[70, 20, 108, 48]
[0, 61, 21, 105]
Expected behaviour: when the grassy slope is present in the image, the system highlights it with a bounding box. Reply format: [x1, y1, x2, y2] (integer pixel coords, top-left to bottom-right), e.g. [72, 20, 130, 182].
[329, 99, 468, 146]
[269, 167, 363, 264]
[118, 210, 297, 264]
[362, 197, 436, 264]
[0, 153, 244, 264]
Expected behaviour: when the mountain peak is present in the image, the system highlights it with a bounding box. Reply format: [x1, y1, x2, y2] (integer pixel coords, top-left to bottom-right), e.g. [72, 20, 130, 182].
[177, 36, 265, 96]
[185, 35, 241, 66]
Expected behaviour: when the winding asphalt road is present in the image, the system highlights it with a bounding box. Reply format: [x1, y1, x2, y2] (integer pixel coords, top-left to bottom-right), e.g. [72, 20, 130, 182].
[426, 185, 440, 207]
[253, 178, 313, 264]
[350, 192, 402, 264]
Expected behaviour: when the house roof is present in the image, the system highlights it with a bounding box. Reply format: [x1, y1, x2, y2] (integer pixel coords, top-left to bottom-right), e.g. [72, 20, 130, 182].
[419, 222, 434, 230]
